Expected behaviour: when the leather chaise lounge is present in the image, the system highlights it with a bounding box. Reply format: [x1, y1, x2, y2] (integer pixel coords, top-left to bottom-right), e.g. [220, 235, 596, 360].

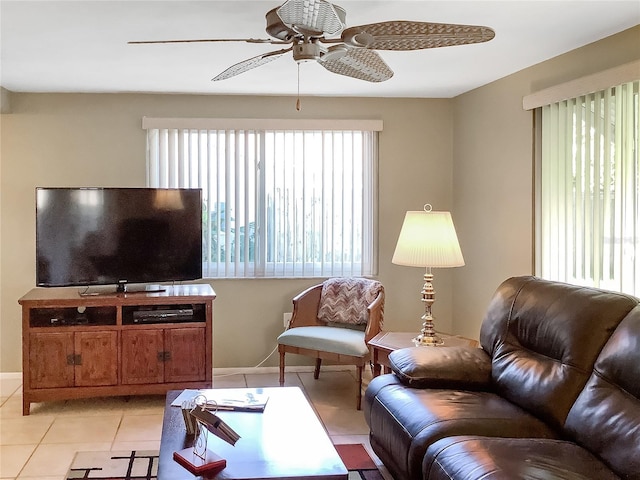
[364, 276, 640, 479]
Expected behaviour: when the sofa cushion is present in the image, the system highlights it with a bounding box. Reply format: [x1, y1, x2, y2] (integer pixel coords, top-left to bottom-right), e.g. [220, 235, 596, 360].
[389, 346, 492, 389]
[565, 305, 640, 478]
[423, 436, 619, 480]
[364, 374, 559, 480]
[480, 276, 638, 431]
[277, 325, 369, 357]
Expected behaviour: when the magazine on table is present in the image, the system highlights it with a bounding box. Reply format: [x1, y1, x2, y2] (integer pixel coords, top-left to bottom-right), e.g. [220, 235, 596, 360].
[171, 388, 269, 412]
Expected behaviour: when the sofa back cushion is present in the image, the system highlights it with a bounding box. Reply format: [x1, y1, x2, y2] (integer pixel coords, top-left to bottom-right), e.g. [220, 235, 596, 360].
[564, 306, 640, 477]
[480, 276, 638, 431]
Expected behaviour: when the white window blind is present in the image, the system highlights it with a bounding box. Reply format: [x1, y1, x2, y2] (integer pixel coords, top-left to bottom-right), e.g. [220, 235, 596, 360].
[538, 80, 639, 295]
[144, 120, 379, 279]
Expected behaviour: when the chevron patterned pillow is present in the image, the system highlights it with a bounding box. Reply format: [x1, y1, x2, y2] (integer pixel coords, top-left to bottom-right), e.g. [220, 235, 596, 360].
[317, 277, 383, 325]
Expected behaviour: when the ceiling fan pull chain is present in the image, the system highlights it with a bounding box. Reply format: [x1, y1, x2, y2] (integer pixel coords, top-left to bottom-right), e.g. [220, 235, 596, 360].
[296, 63, 302, 111]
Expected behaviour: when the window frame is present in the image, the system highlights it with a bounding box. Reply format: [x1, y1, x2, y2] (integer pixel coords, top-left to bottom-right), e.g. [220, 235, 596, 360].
[534, 81, 639, 296]
[143, 117, 382, 280]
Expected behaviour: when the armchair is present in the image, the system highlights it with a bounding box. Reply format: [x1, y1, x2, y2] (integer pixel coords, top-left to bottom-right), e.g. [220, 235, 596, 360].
[277, 277, 385, 409]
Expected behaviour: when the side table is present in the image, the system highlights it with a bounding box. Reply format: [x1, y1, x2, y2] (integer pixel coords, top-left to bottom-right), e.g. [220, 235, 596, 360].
[368, 331, 479, 377]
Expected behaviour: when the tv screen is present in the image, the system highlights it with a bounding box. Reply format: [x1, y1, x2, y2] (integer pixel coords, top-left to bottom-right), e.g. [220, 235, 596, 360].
[36, 187, 202, 290]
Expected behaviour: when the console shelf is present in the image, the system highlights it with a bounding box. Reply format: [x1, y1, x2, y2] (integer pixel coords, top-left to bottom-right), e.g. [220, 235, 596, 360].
[19, 283, 215, 415]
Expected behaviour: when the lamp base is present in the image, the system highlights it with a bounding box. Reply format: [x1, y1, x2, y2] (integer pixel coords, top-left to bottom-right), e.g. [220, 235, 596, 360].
[412, 332, 444, 347]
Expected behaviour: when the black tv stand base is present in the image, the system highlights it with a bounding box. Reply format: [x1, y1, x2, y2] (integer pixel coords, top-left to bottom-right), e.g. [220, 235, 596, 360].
[79, 284, 167, 297]
[117, 283, 167, 294]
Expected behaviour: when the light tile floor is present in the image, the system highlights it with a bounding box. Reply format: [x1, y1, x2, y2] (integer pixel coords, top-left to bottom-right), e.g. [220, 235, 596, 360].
[0, 368, 393, 480]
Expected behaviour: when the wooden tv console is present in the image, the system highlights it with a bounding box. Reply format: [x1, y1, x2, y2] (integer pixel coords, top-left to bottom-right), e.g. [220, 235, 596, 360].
[19, 283, 215, 415]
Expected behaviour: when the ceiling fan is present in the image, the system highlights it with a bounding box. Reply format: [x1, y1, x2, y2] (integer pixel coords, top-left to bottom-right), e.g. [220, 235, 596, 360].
[129, 0, 495, 84]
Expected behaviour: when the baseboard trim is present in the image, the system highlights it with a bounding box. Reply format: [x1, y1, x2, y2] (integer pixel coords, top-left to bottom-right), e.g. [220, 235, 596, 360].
[0, 372, 22, 381]
[212, 365, 357, 376]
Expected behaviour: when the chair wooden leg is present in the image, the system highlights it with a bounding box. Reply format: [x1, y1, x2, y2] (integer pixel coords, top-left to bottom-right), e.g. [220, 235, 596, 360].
[279, 350, 285, 386]
[356, 365, 363, 410]
[314, 358, 322, 379]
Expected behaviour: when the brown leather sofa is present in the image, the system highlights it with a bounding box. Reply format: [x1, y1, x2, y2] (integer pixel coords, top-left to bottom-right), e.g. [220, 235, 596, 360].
[364, 276, 640, 480]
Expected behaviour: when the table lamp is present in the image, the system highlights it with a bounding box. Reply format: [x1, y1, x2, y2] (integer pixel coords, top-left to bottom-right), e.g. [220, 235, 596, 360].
[392, 204, 465, 346]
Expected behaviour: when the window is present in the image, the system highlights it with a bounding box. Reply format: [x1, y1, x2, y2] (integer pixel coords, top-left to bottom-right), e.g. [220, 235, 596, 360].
[537, 80, 639, 295]
[144, 118, 380, 279]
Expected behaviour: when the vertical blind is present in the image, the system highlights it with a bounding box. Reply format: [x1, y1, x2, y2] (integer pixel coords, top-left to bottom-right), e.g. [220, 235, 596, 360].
[145, 121, 379, 279]
[539, 80, 639, 295]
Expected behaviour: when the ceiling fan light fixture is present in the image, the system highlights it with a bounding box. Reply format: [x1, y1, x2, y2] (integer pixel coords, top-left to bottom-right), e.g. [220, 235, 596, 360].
[277, 0, 346, 36]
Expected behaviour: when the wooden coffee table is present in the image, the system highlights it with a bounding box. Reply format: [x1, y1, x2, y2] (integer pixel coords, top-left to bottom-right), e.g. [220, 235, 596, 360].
[158, 387, 348, 480]
[368, 331, 479, 377]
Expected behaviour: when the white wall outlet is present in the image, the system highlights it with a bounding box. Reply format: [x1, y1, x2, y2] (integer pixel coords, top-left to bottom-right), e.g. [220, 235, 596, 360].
[283, 312, 292, 328]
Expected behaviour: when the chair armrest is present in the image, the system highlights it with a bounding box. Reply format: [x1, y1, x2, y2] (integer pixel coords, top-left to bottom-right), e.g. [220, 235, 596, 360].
[289, 284, 323, 328]
[364, 290, 385, 343]
[389, 346, 492, 390]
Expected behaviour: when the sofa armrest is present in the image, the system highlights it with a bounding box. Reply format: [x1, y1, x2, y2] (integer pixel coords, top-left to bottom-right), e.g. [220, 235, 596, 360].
[389, 346, 492, 389]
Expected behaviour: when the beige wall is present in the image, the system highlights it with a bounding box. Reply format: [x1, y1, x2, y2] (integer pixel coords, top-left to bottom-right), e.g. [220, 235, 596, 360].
[0, 94, 454, 372]
[452, 25, 640, 339]
[2, 25, 638, 373]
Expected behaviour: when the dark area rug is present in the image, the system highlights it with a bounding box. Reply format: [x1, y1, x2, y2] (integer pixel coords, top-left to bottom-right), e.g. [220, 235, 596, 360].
[334, 443, 385, 480]
[66, 444, 384, 479]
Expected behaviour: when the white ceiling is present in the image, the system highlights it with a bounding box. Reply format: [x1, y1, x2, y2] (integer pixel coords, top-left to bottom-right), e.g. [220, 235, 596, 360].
[1, 0, 639, 98]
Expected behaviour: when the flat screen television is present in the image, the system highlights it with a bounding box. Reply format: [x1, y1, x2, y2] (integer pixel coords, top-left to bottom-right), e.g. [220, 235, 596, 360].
[36, 187, 202, 292]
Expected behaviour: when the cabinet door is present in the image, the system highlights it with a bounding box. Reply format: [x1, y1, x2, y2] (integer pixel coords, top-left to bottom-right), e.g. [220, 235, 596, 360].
[121, 329, 164, 385]
[164, 327, 206, 383]
[74, 331, 118, 387]
[29, 332, 74, 389]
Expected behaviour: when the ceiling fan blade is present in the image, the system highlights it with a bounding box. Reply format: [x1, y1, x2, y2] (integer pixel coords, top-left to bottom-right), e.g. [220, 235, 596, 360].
[276, 0, 346, 36]
[212, 47, 292, 81]
[341, 21, 495, 50]
[320, 48, 393, 83]
[129, 38, 289, 45]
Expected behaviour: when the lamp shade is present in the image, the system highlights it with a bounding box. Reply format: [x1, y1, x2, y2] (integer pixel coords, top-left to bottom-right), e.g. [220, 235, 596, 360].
[392, 208, 465, 268]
